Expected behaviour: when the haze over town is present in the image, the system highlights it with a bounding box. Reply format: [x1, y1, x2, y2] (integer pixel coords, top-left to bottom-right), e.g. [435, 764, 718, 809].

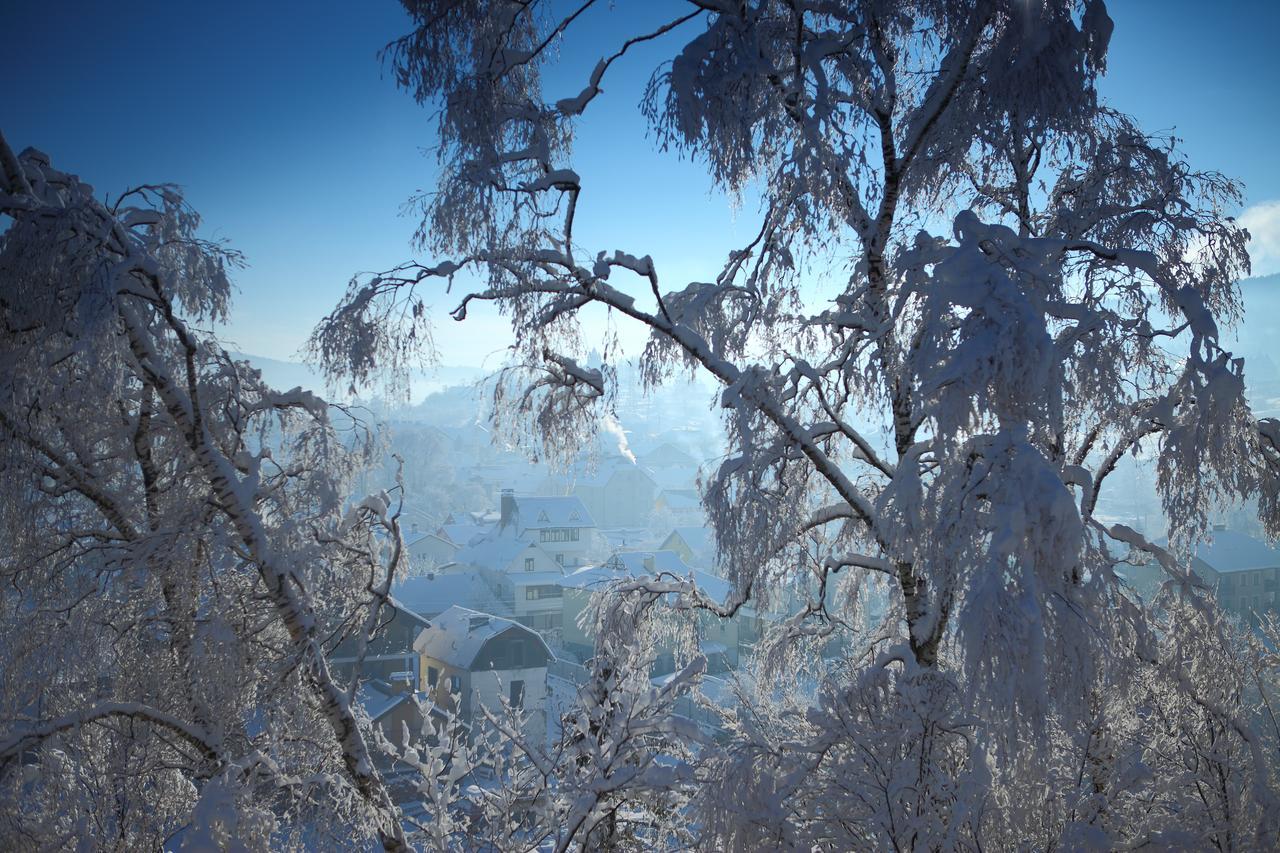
[3, 1, 1280, 850]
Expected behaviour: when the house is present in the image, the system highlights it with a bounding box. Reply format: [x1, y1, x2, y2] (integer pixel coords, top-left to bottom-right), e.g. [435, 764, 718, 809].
[357, 680, 436, 745]
[638, 442, 698, 470]
[393, 570, 508, 621]
[403, 526, 459, 571]
[1120, 526, 1280, 619]
[415, 606, 554, 743]
[659, 526, 717, 571]
[328, 596, 433, 688]
[1189, 527, 1280, 617]
[494, 491, 600, 570]
[653, 489, 706, 527]
[558, 551, 746, 672]
[544, 456, 657, 530]
[638, 442, 702, 492]
[437, 521, 488, 548]
[452, 534, 566, 631]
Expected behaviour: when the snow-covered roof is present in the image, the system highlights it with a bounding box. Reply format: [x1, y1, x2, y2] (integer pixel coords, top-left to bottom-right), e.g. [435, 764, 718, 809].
[639, 442, 698, 468]
[560, 550, 733, 605]
[393, 571, 504, 618]
[385, 595, 434, 631]
[599, 527, 660, 550]
[1190, 529, 1280, 574]
[455, 536, 537, 571]
[507, 495, 596, 530]
[357, 682, 409, 722]
[414, 606, 551, 670]
[566, 457, 657, 489]
[663, 526, 715, 556]
[439, 523, 488, 546]
[405, 531, 457, 552]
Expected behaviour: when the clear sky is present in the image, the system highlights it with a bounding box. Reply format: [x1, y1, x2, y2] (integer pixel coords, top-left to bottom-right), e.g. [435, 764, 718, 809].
[4, 0, 1278, 368]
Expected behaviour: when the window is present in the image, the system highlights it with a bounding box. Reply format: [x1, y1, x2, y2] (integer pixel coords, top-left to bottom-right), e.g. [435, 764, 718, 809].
[525, 584, 562, 601]
[449, 675, 462, 693]
[555, 553, 564, 565]
[510, 680, 525, 710]
[427, 666, 439, 688]
[539, 528, 579, 543]
[532, 612, 562, 630]
[524, 557, 535, 572]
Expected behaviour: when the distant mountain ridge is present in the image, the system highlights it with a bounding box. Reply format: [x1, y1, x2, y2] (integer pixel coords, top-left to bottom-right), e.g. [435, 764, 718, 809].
[229, 352, 486, 404]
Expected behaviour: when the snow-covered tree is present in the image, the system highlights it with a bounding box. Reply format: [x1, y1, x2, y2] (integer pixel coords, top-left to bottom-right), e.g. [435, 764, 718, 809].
[0, 135, 413, 849]
[313, 1, 1280, 847]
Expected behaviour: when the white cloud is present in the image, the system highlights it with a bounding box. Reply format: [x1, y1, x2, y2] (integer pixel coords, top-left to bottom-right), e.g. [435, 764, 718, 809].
[1241, 200, 1280, 278]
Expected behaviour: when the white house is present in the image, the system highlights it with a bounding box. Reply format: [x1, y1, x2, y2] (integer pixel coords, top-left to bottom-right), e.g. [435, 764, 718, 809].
[414, 606, 553, 743]
[494, 491, 600, 569]
[392, 570, 508, 621]
[653, 489, 705, 527]
[543, 456, 658, 530]
[403, 527, 459, 571]
[452, 534, 567, 631]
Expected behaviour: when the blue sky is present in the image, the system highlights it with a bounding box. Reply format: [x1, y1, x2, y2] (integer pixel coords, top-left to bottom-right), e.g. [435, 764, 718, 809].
[4, 0, 1278, 367]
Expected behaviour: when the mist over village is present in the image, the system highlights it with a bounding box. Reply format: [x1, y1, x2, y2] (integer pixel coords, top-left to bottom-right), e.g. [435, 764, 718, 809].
[3, 1, 1280, 850]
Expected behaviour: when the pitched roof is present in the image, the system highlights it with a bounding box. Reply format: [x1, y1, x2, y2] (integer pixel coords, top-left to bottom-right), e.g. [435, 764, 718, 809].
[507, 495, 596, 530]
[413, 605, 551, 669]
[1189, 529, 1280, 574]
[357, 681, 410, 722]
[664, 526, 715, 555]
[455, 536, 537, 570]
[545, 454, 657, 490]
[405, 531, 457, 552]
[639, 442, 698, 468]
[439, 523, 488, 547]
[560, 550, 733, 605]
[392, 571, 505, 618]
[385, 596, 434, 631]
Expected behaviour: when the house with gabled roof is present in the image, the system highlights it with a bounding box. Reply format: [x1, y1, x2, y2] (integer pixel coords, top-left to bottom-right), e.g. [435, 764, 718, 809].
[659, 526, 717, 571]
[654, 488, 705, 526]
[451, 533, 567, 631]
[1186, 527, 1279, 617]
[494, 491, 600, 570]
[328, 595, 433, 688]
[403, 525, 459, 571]
[437, 521, 488, 548]
[414, 606, 553, 743]
[392, 571, 508, 621]
[638, 442, 698, 470]
[542, 454, 658, 529]
[1119, 525, 1280, 620]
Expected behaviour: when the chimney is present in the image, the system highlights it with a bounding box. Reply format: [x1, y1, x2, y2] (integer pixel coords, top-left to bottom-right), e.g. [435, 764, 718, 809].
[499, 489, 516, 531]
